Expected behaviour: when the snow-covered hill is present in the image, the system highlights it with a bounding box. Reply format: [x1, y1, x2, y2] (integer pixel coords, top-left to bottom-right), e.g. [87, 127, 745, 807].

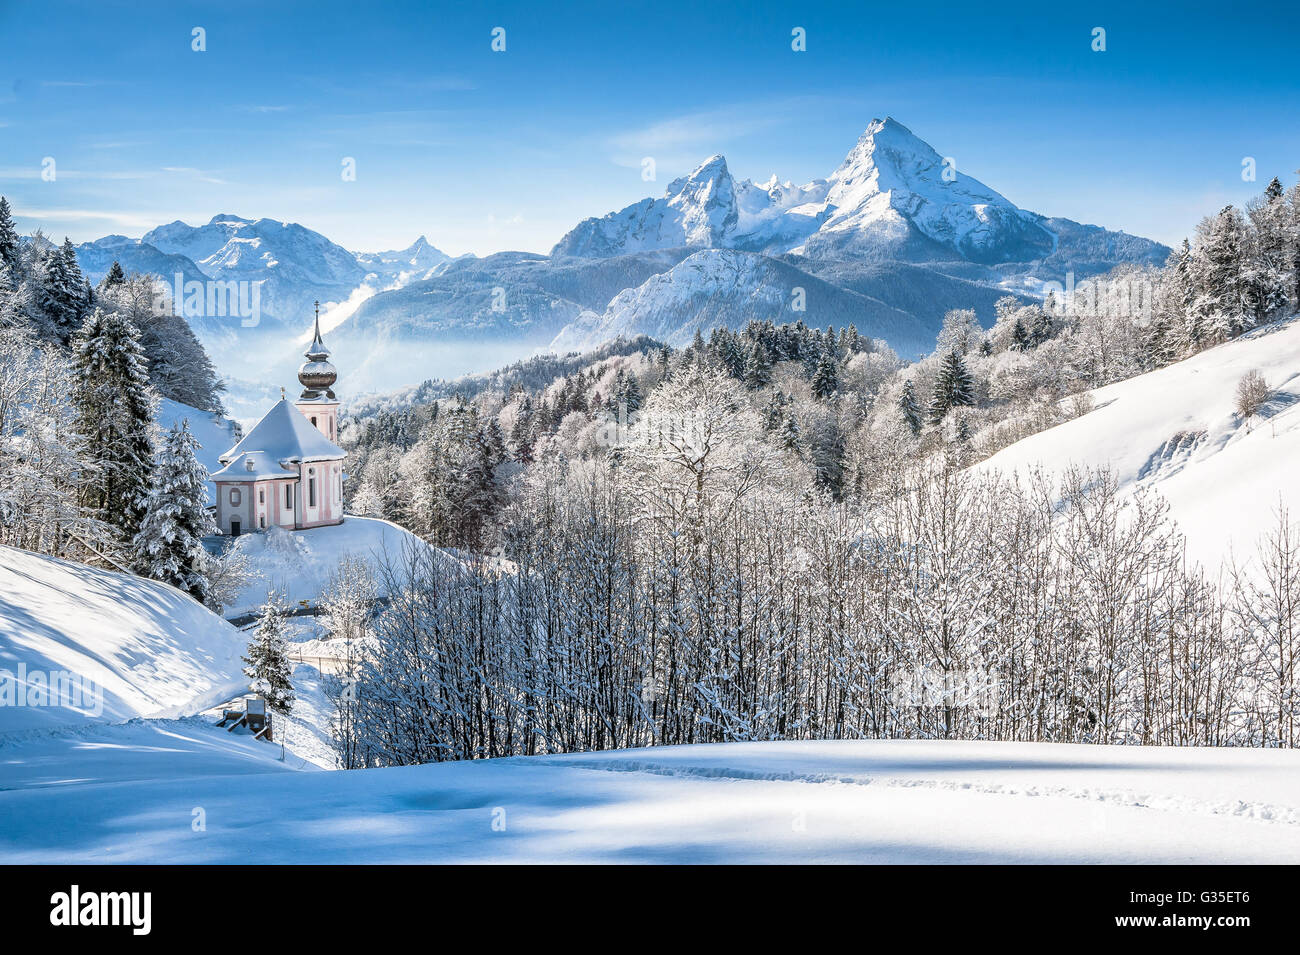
[3, 739, 1298, 862]
[223, 515, 430, 616]
[979, 316, 1300, 570]
[0, 545, 249, 735]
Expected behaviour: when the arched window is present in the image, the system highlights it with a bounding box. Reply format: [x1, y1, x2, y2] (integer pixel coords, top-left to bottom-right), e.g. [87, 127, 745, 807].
[258, 488, 265, 504]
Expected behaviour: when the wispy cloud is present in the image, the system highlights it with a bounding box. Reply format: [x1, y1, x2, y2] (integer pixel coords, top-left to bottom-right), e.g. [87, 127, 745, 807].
[13, 207, 161, 230]
[162, 166, 229, 185]
[41, 79, 123, 88]
[235, 104, 292, 114]
[607, 97, 831, 168]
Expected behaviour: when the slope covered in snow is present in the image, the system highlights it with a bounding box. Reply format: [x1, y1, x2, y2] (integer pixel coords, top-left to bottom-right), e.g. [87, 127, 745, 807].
[979, 316, 1300, 570]
[0, 546, 250, 735]
[2, 739, 1297, 863]
[224, 515, 429, 615]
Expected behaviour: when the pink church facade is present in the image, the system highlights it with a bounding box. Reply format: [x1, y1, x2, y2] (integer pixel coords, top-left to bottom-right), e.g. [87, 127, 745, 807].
[212, 309, 347, 537]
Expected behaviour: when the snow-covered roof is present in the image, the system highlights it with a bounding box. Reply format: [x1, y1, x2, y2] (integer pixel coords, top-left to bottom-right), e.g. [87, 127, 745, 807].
[210, 450, 298, 482]
[218, 399, 345, 469]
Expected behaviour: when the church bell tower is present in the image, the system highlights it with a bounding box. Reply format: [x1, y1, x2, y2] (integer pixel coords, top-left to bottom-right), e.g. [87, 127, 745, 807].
[295, 301, 340, 443]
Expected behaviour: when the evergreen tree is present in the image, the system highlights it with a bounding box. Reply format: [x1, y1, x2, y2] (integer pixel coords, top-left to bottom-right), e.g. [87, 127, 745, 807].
[483, 417, 509, 467]
[510, 396, 535, 463]
[811, 351, 839, 400]
[898, 380, 923, 435]
[1189, 205, 1257, 341]
[928, 351, 975, 425]
[243, 593, 296, 714]
[622, 372, 642, 416]
[72, 307, 156, 537]
[1010, 317, 1030, 351]
[742, 339, 773, 390]
[1248, 178, 1293, 322]
[41, 242, 80, 342]
[779, 412, 801, 453]
[101, 260, 126, 288]
[132, 420, 217, 601]
[0, 196, 19, 274]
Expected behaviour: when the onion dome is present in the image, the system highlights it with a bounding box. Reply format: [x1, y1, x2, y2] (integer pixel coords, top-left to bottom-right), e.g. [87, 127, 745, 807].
[298, 301, 338, 399]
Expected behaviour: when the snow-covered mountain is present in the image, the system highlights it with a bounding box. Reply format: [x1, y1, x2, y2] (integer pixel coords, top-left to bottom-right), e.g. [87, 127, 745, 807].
[140, 214, 367, 321]
[354, 235, 451, 281]
[553, 118, 1163, 271]
[66, 117, 1170, 396]
[550, 248, 925, 353]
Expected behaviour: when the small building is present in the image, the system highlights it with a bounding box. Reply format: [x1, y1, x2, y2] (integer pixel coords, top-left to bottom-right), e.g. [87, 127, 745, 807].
[212, 307, 346, 536]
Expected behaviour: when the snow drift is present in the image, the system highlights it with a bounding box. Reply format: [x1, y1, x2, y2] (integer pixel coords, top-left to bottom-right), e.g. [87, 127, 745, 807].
[0, 545, 249, 735]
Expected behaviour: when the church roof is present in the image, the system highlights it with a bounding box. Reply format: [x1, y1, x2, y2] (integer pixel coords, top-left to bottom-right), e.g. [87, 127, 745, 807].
[211, 450, 299, 482]
[218, 399, 345, 471]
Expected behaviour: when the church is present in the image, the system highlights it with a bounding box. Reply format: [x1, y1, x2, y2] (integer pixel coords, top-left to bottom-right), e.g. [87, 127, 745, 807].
[212, 307, 346, 536]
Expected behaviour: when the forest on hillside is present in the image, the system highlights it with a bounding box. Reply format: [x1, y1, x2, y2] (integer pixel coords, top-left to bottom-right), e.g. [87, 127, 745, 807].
[324, 176, 1300, 764]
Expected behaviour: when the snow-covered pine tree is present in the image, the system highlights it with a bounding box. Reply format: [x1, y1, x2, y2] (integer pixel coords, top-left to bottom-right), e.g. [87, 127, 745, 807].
[101, 260, 126, 289]
[483, 417, 508, 468]
[40, 242, 80, 343]
[510, 395, 535, 464]
[898, 379, 923, 435]
[743, 338, 772, 390]
[59, 238, 91, 322]
[0, 197, 19, 274]
[928, 351, 975, 424]
[1189, 205, 1257, 341]
[71, 306, 156, 538]
[811, 351, 839, 400]
[1248, 178, 1293, 323]
[132, 419, 217, 601]
[244, 593, 296, 714]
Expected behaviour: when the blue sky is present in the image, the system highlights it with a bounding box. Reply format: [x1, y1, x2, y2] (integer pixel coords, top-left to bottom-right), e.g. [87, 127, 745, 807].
[1, 0, 1297, 255]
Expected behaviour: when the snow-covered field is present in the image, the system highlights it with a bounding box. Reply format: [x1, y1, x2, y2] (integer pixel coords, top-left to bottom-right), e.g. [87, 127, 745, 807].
[3, 516, 1298, 864]
[980, 316, 1300, 571]
[2, 737, 1297, 863]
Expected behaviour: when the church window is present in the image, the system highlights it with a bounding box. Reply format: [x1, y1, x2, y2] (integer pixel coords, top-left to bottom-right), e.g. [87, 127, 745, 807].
[285, 484, 294, 509]
[230, 489, 241, 506]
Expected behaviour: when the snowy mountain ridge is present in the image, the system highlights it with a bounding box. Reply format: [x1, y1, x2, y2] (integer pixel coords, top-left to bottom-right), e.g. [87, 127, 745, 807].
[553, 118, 1120, 267]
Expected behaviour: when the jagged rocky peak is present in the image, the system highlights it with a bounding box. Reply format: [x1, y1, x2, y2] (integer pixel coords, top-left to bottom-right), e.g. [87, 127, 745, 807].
[664, 154, 738, 246]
